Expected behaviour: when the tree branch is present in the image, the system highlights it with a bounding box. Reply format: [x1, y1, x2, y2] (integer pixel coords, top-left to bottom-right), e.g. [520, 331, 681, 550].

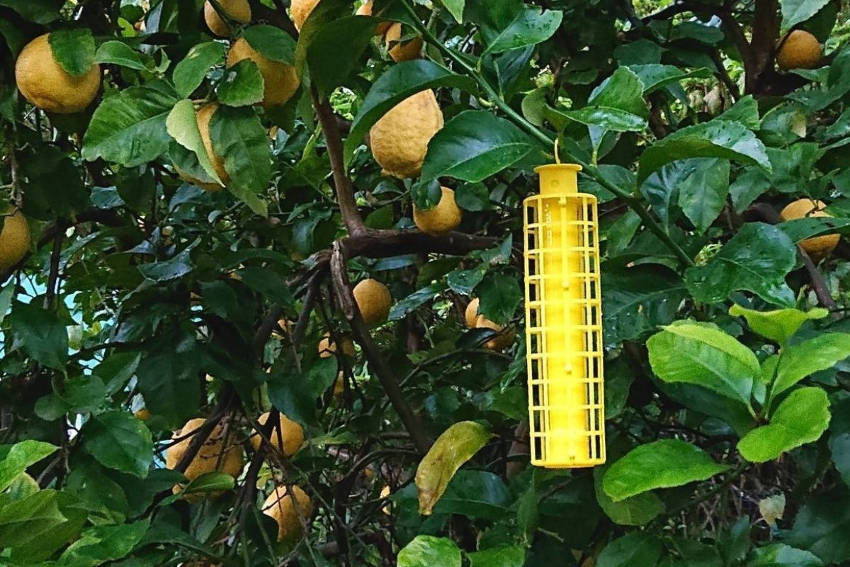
[329, 242, 431, 454]
[311, 86, 368, 238]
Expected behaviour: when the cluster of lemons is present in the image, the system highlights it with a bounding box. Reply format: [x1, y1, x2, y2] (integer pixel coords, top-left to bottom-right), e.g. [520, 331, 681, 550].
[163, 411, 312, 545]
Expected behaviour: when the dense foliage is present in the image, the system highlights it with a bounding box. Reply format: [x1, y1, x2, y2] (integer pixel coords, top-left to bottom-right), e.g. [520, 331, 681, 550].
[2, 0, 850, 565]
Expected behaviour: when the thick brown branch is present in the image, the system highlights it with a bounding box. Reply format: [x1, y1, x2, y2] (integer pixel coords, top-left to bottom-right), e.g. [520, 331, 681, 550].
[311, 87, 368, 238]
[329, 242, 431, 453]
[343, 229, 499, 259]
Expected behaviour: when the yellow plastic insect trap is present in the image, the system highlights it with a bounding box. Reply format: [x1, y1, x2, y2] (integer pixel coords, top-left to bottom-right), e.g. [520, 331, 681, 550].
[524, 159, 605, 468]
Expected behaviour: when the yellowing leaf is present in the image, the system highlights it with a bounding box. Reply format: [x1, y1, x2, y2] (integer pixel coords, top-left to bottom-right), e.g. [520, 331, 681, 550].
[415, 421, 491, 515]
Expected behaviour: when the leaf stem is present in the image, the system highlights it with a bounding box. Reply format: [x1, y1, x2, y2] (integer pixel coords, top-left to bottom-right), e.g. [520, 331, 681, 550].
[399, 0, 694, 267]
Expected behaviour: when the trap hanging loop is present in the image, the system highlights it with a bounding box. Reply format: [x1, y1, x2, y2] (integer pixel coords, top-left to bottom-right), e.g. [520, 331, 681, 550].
[523, 163, 605, 469]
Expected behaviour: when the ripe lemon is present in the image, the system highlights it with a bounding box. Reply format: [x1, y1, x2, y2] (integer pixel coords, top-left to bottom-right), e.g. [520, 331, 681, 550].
[250, 412, 304, 457]
[464, 298, 480, 328]
[777, 30, 822, 70]
[15, 33, 101, 114]
[318, 333, 356, 358]
[356, 0, 391, 35]
[353, 279, 392, 326]
[176, 103, 228, 191]
[134, 408, 151, 421]
[262, 485, 314, 541]
[166, 418, 244, 495]
[465, 298, 515, 350]
[0, 210, 30, 271]
[384, 23, 423, 62]
[204, 0, 251, 37]
[370, 90, 443, 179]
[290, 0, 320, 31]
[780, 198, 840, 258]
[227, 38, 300, 108]
[414, 187, 462, 235]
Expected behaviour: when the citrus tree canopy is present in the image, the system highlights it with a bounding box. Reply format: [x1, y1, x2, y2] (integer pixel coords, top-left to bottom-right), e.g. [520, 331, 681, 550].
[2, 0, 850, 565]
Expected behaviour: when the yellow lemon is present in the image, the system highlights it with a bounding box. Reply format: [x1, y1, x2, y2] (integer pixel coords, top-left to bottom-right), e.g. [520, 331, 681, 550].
[262, 485, 314, 541]
[250, 411, 305, 457]
[384, 22, 423, 62]
[15, 33, 101, 114]
[290, 0, 321, 31]
[353, 279, 392, 326]
[0, 211, 30, 271]
[204, 0, 251, 37]
[413, 187, 462, 235]
[777, 30, 822, 70]
[227, 38, 300, 108]
[318, 333, 356, 358]
[370, 90, 443, 179]
[780, 198, 840, 258]
[166, 418, 244, 496]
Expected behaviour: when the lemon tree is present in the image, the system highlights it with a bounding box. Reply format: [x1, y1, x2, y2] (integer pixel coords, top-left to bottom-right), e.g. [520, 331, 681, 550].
[3, 0, 850, 565]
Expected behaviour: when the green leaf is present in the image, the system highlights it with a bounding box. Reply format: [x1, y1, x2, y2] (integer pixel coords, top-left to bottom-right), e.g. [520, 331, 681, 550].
[748, 544, 824, 567]
[422, 110, 537, 183]
[94, 40, 145, 70]
[268, 357, 338, 427]
[209, 105, 271, 216]
[82, 81, 179, 168]
[647, 322, 759, 406]
[627, 64, 712, 94]
[597, 532, 663, 567]
[20, 144, 89, 220]
[398, 535, 462, 567]
[830, 396, 850, 488]
[718, 95, 761, 130]
[603, 439, 731, 502]
[588, 67, 648, 118]
[347, 60, 476, 154]
[83, 411, 153, 478]
[0, 490, 66, 549]
[476, 272, 522, 326]
[685, 223, 797, 307]
[468, 545, 526, 567]
[439, 0, 465, 23]
[49, 29, 95, 77]
[7, 301, 68, 370]
[0, 284, 13, 326]
[243, 24, 297, 64]
[0, 440, 58, 492]
[676, 158, 730, 233]
[558, 106, 647, 133]
[0, 0, 60, 24]
[135, 336, 202, 427]
[57, 520, 149, 567]
[603, 266, 687, 348]
[172, 41, 227, 98]
[447, 266, 486, 296]
[638, 120, 771, 185]
[389, 283, 447, 321]
[216, 59, 264, 107]
[771, 334, 850, 398]
[729, 304, 828, 345]
[433, 470, 511, 520]
[416, 421, 492, 515]
[302, 15, 379, 99]
[479, 5, 563, 55]
[138, 245, 195, 281]
[738, 387, 830, 462]
[166, 100, 222, 186]
[182, 471, 236, 495]
[787, 485, 850, 563]
[594, 467, 663, 526]
[781, 0, 831, 30]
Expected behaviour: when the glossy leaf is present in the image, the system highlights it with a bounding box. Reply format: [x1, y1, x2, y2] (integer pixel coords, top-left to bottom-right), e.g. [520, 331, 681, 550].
[216, 59, 264, 107]
[94, 41, 145, 70]
[49, 28, 95, 76]
[83, 411, 153, 478]
[781, 0, 831, 30]
[738, 387, 830, 462]
[7, 301, 68, 370]
[83, 81, 179, 168]
[422, 110, 538, 182]
[603, 439, 731, 501]
[416, 421, 492, 515]
[729, 304, 828, 345]
[647, 322, 759, 405]
[0, 440, 58, 492]
[398, 535, 462, 567]
[771, 333, 850, 398]
[685, 223, 797, 307]
[0, 490, 65, 549]
[173, 41, 227, 97]
[787, 486, 850, 563]
[638, 120, 771, 185]
[597, 532, 663, 567]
